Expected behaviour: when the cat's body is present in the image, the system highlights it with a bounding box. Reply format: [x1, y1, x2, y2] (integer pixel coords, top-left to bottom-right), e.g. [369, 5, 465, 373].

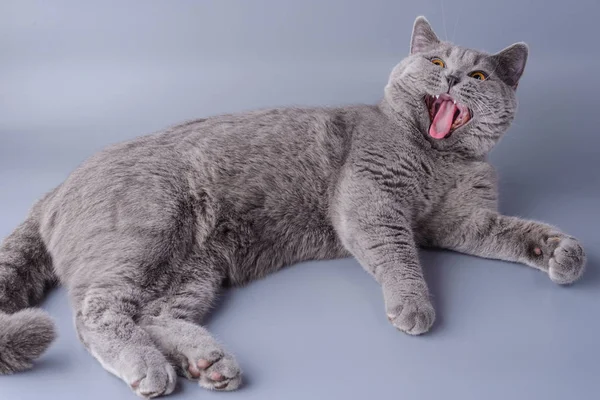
[0, 17, 585, 398]
[38, 103, 491, 289]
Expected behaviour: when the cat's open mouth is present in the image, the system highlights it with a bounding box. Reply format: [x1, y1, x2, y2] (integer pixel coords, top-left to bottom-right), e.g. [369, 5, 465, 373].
[425, 94, 471, 139]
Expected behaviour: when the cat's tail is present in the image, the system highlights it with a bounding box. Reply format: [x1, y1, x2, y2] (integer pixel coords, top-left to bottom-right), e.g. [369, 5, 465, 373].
[0, 202, 57, 374]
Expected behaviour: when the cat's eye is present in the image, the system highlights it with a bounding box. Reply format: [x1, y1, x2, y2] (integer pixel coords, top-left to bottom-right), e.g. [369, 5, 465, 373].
[430, 57, 446, 68]
[469, 71, 487, 81]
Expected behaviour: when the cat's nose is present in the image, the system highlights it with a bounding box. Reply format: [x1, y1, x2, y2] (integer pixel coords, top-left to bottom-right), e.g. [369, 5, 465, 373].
[446, 74, 460, 88]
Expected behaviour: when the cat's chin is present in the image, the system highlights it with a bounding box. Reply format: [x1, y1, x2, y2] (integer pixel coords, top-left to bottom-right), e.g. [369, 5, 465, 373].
[425, 94, 472, 139]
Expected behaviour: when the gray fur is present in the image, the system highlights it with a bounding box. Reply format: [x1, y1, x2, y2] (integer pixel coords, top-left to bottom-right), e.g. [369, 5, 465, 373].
[0, 16, 585, 397]
[0, 197, 57, 374]
[0, 309, 56, 374]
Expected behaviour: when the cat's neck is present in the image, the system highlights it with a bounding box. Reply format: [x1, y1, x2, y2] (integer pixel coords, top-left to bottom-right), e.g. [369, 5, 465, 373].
[377, 97, 435, 150]
[376, 97, 485, 163]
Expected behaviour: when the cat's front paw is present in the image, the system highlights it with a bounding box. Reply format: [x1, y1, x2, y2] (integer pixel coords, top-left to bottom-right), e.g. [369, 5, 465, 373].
[545, 236, 586, 285]
[386, 296, 435, 336]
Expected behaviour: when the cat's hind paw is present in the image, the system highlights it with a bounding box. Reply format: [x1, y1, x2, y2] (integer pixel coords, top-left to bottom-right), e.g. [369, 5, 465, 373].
[197, 354, 241, 391]
[125, 354, 177, 399]
[387, 297, 435, 335]
[180, 347, 241, 391]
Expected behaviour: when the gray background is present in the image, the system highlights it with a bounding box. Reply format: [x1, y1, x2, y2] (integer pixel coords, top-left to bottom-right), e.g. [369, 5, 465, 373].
[1, 1, 599, 399]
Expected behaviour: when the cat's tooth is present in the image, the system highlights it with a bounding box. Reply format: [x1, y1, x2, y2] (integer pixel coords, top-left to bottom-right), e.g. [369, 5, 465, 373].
[453, 100, 457, 104]
[435, 95, 439, 99]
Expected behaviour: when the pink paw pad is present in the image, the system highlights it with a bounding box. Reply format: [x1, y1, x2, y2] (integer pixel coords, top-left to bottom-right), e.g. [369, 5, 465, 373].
[188, 358, 216, 379]
[210, 372, 224, 382]
[188, 361, 201, 378]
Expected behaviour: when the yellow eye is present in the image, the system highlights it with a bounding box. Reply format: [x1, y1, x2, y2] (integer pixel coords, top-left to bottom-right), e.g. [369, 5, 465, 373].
[469, 71, 487, 81]
[431, 58, 446, 68]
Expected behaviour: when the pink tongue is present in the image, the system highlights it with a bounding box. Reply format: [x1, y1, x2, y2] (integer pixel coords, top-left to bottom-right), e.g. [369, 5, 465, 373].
[429, 100, 458, 139]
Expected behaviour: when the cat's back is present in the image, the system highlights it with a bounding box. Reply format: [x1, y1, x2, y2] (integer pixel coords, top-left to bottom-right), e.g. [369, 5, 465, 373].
[40, 106, 359, 246]
[180, 106, 353, 176]
[165, 106, 361, 207]
[51, 105, 357, 197]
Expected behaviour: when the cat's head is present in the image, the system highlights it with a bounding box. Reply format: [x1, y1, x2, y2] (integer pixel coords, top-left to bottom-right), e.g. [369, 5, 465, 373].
[384, 16, 528, 158]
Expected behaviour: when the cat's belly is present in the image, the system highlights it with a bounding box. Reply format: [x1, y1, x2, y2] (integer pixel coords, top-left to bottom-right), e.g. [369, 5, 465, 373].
[207, 212, 349, 286]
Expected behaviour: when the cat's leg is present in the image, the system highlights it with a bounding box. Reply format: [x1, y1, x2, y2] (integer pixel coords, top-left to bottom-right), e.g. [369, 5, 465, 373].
[429, 208, 586, 284]
[74, 282, 177, 398]
[333, 183, 435, 335]
[140, 259, 242, 391]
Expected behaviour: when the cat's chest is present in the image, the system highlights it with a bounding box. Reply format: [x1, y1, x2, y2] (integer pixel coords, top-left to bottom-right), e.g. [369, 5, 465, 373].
[411, 157, 494, 215]
[408, 157, 468, 212]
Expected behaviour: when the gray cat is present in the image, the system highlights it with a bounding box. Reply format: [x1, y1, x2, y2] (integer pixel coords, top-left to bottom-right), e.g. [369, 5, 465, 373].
[0, 16, 586, 398]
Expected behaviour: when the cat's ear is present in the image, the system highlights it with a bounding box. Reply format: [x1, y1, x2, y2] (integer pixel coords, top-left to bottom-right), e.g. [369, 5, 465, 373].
[491, 43, 528, 89]
[410, 16, 440, 55]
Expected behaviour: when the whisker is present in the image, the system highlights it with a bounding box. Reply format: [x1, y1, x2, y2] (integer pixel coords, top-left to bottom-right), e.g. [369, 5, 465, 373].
[472, 99, 487, 119]
[472, 98, 495, 124]
[476, 98, 496, 116]
[487, 63, 501, 80]
[472, 97, 523, 131]
[451, 1, 465, 42]
[441, 0, 449, 41]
